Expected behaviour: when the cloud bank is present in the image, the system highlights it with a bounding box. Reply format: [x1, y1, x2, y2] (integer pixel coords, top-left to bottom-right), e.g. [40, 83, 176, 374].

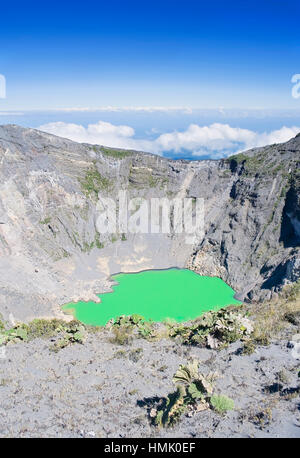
[56, 106, 194, 113]
[39, 120, 300, 159]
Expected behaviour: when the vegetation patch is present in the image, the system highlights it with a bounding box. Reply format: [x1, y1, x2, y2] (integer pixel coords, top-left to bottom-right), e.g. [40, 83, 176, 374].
[0, 325, 28, 346]
[109, 324, 134, 345]
[250, 406, 273, 429]
[226, 149, 288, 177]
[107, 308, 254, 348]
[148, 360, 234, 427]
[79, 166, 111, 197]
[100, 146, 133, 159]
[112, 314, 155, 342]
[24, 318, 69, 340]
[0, 319, 86, 352]
[49, 322, 86, 352]
[39, 217, 51, 225]
[95, 234, 104, 249]
[168, 308, 253, 348]
[210, 394, 235, 414]
[243, 279, 300, 350]
[82, 240, 96, 253]
[78, 234, 104, 252]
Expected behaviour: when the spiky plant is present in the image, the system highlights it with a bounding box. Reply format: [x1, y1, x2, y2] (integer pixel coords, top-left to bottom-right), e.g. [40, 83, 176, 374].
[153, 360, 218, 427]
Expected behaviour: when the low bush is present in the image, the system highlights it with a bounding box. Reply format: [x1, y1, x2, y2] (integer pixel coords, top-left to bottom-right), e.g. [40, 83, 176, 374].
[150, 360, 234, 427]
[168, 308, 253, 348]
[210, 394, 234, 414]
[0, 319, 86, 352]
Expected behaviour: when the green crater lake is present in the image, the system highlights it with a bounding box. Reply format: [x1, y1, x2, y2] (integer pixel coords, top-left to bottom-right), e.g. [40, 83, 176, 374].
[63, 268, 241, 326]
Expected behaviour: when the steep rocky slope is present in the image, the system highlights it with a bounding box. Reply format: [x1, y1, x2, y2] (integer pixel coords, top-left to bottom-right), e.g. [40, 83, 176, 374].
[0, 124, 299, 322]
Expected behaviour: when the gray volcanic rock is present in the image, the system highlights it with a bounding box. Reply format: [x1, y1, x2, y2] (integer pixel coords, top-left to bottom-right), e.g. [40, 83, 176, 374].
[0, 326, 299, 438]
[0, 124, 299, 321]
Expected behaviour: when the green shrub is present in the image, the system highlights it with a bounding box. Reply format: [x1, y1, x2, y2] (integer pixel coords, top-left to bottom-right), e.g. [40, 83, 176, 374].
[0, 325, 28, 345]
[0, 319, 86, 352]
[210, 394, 234, 414]
[153, 360, 217, 428]
[112, 314, 155, 341]
[24, 319, 67, 340]
[169, 308, 253, 348]
[242, 339, 257, 355]
[49, 322, 86, 352]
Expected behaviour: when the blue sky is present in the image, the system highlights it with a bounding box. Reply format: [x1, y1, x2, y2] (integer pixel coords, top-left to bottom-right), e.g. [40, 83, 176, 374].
[1, 0, 300, 110]
[0, 1, 300, 159]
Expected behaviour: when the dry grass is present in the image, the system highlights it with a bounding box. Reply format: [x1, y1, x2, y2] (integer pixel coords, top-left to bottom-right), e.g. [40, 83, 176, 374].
[109, 325, 133, 345]
[248, 280, 300, 345]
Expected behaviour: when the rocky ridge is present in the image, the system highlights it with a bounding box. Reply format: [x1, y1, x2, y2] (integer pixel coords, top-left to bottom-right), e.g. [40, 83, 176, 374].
[0, 124, 299, 322]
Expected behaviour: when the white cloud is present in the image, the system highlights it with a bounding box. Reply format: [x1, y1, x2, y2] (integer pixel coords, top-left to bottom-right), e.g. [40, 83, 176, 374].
[38, 120, 300, 159]
[55, 106, 194, 113]
[155, 123, 300, 158]
[38, 120, 140, 149]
